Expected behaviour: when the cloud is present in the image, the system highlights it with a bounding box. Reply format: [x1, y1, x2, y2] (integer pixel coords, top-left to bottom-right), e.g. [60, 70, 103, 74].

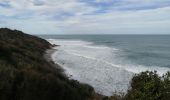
[56, 6, 170, 34]
[0, 0, 170, 34]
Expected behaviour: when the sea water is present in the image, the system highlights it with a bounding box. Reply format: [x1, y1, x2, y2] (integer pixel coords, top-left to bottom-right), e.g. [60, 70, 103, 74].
[39, 35, 170, 96]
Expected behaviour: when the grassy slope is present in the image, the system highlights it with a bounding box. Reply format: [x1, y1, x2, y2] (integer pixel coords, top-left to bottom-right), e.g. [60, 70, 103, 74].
[0, 28, 93, 100]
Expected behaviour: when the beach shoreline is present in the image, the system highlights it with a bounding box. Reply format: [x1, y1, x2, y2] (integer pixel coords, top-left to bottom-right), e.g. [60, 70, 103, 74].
[44, 47, 106, 99]
[44, 46, 66, 74]
[45, 39, 134, 96]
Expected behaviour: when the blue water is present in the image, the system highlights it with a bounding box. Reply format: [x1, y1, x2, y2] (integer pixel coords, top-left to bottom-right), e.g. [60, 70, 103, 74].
[40, 35, 170, 69]
[39, 35, 170, 95]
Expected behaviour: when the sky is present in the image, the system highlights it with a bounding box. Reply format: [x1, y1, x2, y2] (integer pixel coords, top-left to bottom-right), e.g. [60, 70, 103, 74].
[0, 0, 170, 34]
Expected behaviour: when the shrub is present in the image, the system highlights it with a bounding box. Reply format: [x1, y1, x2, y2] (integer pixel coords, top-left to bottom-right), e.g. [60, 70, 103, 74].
[124, 71, 170, 100]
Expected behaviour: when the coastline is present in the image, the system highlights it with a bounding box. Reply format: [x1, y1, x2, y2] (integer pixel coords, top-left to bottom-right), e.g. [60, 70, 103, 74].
[45, 39, 134, 96]
[1, 28, 169, 100]
[43, 41, 170, 100]
[44, 46, 106, 100]
[0, 28, 98, 100]
[44, 46, 65, 75]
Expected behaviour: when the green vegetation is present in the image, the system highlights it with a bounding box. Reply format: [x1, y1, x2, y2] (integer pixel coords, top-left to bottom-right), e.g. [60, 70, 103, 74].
[106, 71, 170, 100]
[124, 71, 170, 100]
[0, 28, 169, 100]
[0, 28, 93, 100]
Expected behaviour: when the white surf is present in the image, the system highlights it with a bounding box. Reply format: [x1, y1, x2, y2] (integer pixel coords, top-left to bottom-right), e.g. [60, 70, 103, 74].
[47, 39, 170, 96]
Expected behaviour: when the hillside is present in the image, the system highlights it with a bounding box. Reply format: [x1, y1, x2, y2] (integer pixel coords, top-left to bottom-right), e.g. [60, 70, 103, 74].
[0, 28, 93, 100]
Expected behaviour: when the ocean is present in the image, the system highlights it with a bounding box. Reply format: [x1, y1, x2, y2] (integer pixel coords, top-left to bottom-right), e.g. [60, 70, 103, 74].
[39, 35, 170, 96]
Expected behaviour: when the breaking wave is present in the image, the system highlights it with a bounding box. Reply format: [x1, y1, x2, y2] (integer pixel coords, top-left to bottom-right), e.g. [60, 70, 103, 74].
[47, 39, 170, 96]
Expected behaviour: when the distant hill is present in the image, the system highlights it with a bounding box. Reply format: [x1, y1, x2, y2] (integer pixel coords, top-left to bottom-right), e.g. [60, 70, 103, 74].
[0, 28, 93, 100]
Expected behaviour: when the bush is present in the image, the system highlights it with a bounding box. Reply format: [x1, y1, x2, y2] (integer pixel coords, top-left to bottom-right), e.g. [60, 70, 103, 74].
[124, 71, 170, 100]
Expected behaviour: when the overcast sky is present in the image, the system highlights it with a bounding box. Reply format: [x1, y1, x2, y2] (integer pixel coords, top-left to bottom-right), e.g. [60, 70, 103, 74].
[0, 0, 170, 34]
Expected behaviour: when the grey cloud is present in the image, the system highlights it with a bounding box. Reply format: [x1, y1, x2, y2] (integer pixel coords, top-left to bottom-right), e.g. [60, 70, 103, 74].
[0, 0, 170, 34]
[32, 0, 45, 6]
[0, 19, 7, 24]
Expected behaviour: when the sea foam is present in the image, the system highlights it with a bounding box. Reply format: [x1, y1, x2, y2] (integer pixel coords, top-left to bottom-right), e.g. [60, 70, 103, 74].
[47, 39, 170, 96]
